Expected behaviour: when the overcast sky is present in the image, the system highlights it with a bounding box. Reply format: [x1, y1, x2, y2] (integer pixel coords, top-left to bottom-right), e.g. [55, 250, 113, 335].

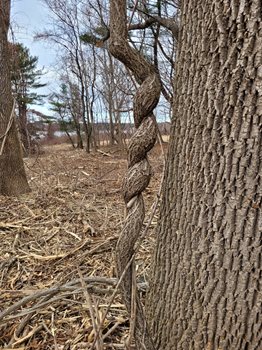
[11, 0, 57, 115]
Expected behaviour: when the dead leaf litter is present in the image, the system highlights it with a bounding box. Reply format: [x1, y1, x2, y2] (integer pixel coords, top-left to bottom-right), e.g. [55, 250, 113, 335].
[0, 143, 165, 349]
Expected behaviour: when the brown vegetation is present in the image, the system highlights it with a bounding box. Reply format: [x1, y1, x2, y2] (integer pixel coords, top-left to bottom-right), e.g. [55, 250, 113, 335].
[0, 143, 166, 349]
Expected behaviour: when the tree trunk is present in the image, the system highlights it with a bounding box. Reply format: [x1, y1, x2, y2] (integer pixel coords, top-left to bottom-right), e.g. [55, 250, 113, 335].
[64, 129, 75, 148]
[0, 1, 30, 196]
[89, 44, 98, 152]
[108, 97, 115, 146]
[75, 125, 83, 149]
[82, 107, 91, 153]
[90, 107, 97, 152]
[18, 103, 30, 155]
[147, 1, 262, 349]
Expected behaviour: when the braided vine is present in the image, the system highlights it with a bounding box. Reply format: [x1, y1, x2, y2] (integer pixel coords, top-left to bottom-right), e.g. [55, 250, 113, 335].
[109, 1, 161, 348]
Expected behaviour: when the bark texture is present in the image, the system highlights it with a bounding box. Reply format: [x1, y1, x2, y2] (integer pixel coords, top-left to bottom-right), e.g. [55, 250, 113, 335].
[148, 1, 262, 349]
[109, 0, 161, 348]
[0, 1, 30, 195]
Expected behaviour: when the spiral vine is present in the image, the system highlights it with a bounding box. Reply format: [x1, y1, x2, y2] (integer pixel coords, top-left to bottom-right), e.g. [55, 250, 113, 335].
[109, 1, 161, 348]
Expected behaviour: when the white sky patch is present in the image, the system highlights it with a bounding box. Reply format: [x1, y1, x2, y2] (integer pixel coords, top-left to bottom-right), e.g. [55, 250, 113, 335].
[11, 0, 58, 116]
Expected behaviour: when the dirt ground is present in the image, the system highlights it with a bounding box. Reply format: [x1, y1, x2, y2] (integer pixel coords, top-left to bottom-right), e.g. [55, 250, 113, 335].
[0, 143, 166, 350]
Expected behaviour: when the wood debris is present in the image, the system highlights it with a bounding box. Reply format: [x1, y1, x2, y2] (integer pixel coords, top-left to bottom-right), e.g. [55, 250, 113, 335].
[0, 143, 166, 349]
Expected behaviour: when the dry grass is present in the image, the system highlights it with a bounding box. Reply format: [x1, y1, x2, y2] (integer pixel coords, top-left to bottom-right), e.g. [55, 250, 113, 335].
[0, 143, 166, 350]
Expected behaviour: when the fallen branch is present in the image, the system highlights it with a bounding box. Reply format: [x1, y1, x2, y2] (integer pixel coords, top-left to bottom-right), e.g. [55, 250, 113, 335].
[97, 149, 112, 157]
[0, 276, 116, 323]
[0, 275, 148, 325]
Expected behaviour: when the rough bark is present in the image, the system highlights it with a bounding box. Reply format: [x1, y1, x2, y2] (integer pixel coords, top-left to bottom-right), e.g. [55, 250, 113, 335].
[0, 1, 30, 196]
[148, 1, 262, 349]
[109, 0, 161, 348]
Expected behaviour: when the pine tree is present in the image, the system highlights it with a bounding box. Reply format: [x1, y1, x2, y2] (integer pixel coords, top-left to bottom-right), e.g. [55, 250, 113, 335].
[49, 84, 78, 148]
[9, 43, 46, 155]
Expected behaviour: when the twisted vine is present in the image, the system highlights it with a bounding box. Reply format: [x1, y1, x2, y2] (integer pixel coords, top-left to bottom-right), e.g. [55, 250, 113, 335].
[109, 1, 161, 348]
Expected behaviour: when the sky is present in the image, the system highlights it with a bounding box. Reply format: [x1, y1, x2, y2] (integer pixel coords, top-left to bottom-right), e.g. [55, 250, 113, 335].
[11, 0, 57, 115]
[10, 1, 171, 122]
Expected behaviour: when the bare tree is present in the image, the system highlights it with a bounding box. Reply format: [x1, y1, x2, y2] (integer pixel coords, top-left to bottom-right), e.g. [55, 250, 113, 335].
[37, 0, 95, 151]
[39, 0, 176, 151]
[97, 48, 133, 146]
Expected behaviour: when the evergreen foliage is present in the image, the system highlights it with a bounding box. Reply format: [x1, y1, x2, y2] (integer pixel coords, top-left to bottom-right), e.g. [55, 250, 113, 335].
[9, 43, 46, 107]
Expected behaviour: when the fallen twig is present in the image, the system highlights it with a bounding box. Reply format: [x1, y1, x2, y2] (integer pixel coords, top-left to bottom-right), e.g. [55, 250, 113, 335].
[78, 267, 104, 350]
[0, 276, 117, 323]
[97, 149, 112, 157]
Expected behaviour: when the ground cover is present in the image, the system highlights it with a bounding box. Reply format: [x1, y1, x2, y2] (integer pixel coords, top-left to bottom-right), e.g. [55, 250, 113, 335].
[0, 143, 166, 349]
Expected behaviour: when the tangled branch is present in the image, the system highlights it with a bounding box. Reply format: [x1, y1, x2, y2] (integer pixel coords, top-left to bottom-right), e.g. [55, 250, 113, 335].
[109, 1, 161, 349]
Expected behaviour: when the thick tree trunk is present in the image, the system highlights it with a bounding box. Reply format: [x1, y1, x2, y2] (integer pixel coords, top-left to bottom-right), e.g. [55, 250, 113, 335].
[0, 1, 30, 196]
[147, 1, 262, 349]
